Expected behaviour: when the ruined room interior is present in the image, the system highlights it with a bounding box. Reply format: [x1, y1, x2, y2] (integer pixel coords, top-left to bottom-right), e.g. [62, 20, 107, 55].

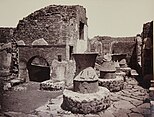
[0, 4, 153, 117]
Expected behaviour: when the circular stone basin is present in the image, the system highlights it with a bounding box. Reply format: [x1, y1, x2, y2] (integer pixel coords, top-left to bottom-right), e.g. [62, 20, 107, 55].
[61, 87, 111, 114]
[98, 76, 124, 92]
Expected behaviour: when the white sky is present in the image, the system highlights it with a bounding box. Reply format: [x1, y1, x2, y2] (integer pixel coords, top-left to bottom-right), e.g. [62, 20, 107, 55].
[0, 0, 153, 38]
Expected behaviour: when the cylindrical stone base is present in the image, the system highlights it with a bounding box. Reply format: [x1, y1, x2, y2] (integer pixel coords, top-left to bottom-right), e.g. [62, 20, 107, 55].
[73, 80, 98, 94]
[61, 87, 111, 114]
[98, 76, 124, 92]
[100, 71, 116, 79]
[40, 80, 65, 91]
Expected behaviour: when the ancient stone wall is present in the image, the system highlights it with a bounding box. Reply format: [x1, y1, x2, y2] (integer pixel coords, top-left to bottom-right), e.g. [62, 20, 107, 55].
[13, 5, 87, 47]
[13, 5, 87, 82]
[0, 28, 15, 76]
[89, 36, 136, 66]
[18, 45, 66, 67]
[111, 41, 136, 64]
[0, 28, 14, 43]
[141, 21, 153, 82]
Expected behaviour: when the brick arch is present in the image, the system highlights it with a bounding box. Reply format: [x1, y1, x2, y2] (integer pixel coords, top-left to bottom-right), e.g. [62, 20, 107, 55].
[27, 55, 50, 68]
[26, 55, 50, 82]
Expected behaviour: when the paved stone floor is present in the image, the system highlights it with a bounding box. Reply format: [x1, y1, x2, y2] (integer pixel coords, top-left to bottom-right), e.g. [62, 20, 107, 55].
[1, 77, 152, 117]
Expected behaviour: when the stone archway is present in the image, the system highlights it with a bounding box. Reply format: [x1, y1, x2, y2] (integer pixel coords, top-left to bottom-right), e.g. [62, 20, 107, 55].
[27, 56, 50, 82]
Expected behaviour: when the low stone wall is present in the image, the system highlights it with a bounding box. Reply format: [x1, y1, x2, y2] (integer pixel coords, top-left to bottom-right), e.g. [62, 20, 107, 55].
[98, 76, 124, 92]
[61, 87, 111, 114]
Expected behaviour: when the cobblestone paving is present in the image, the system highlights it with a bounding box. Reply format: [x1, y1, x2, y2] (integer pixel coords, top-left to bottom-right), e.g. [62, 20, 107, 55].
[2, 77, 152, 117]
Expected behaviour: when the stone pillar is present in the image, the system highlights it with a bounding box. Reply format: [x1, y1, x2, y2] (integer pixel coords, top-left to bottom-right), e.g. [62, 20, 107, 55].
[51, 59, 67, 82]
[0, 43, 12, 76]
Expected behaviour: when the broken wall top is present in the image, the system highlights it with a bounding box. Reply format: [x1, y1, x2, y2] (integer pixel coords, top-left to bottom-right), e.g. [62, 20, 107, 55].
[0, 28, 14, 43]
[13, 5, 87, 45]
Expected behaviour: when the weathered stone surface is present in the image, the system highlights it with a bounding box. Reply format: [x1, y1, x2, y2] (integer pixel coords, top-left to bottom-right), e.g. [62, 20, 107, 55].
[73, 67, 99, 94]
[62, 87, 110, 114]
[98, 76, 124, 92]
[119, 95, 143, 106]
[3, 111, 28, 117]
[98, 110, 114, 117]
[113, 100, 135, 110]
[89, 36, 136, 64]
[113, 109, 130, 117]
[129, 113, 144, 117]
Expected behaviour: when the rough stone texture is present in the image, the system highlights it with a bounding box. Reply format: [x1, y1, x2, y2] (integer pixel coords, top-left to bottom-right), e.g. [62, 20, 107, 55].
[98, 76, 124, 92]
[51, 59, 67, 82]
[14, 5, 88, 83]
[89, 36, 136, 65]
[40, 80, 65, 91]
[14, 5, 87, 45]
[61, 87, 111, 114]
[2, 75, 149, 117]
[0, 28, 14, 43]
[141, 21, 153, 86]
[0, 43, 12, 76]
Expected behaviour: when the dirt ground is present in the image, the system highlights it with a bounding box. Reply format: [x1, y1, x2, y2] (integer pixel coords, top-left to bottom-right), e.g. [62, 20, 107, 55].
[0, 76, 152, 117]
[1, 82, 62, 114]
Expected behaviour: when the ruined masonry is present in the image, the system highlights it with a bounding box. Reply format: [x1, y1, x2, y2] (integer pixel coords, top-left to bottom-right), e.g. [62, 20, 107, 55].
[13, 5, 88, 84]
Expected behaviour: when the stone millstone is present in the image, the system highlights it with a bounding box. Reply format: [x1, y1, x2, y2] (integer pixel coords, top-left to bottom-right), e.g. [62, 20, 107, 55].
[73, 67, 99, 94]
[99, 61, 116, 79]
[98, 76, 124, 92]
[61, 87, 111, 114]
[100, 61, 116, 72]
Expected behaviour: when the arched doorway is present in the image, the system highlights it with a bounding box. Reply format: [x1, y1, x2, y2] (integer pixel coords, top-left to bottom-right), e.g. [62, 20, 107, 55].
[27, 56, 50, 82]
